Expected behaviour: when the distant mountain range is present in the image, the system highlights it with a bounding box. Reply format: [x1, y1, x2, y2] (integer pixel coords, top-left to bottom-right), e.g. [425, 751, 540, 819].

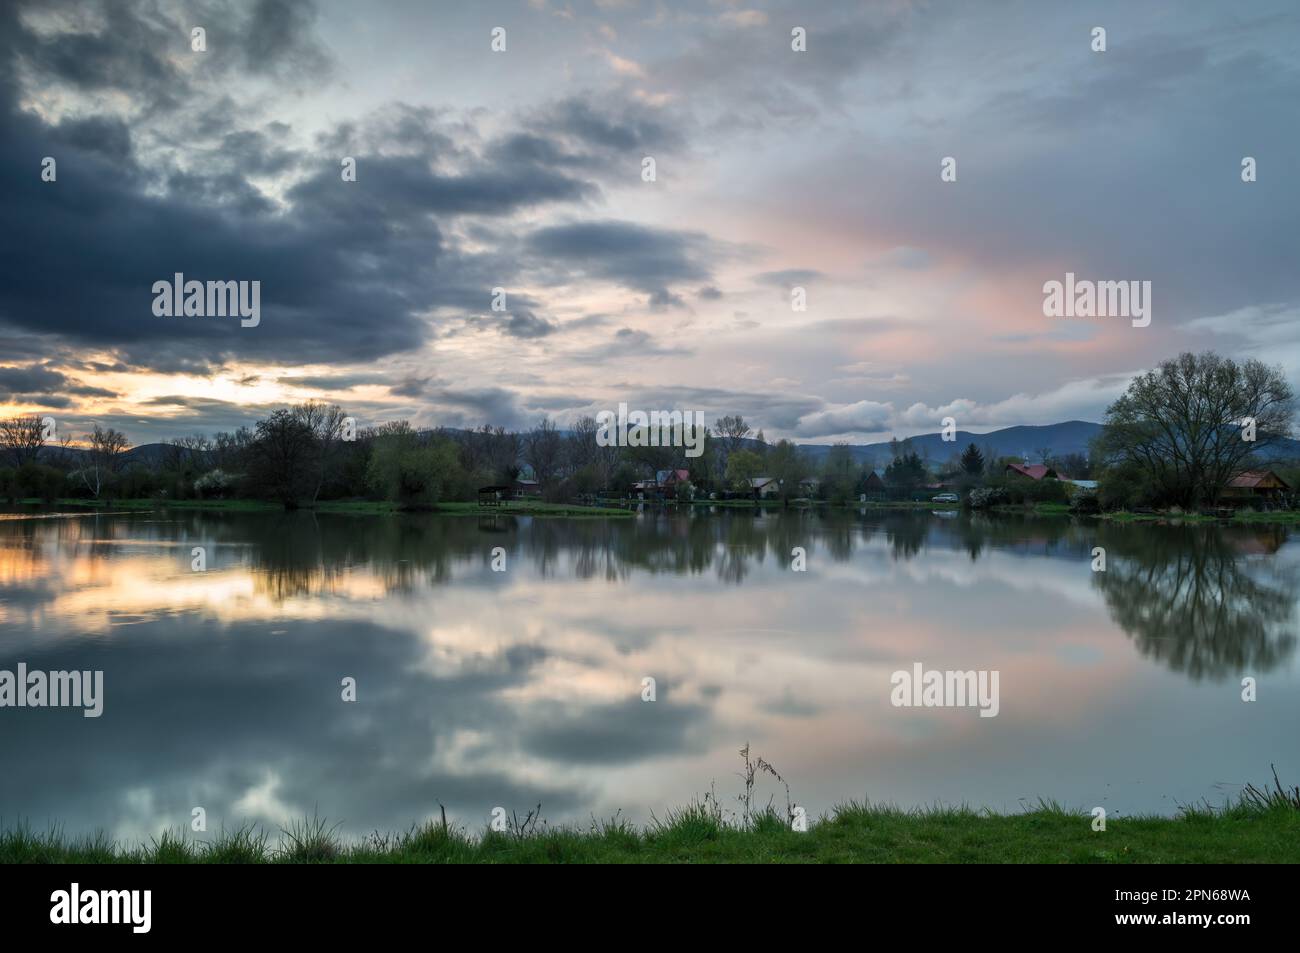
[792, 420, 1300, 467]
[31, 420, 1300, 470]
[35, 442, 186, 468]
[792, 420, 1107, 467]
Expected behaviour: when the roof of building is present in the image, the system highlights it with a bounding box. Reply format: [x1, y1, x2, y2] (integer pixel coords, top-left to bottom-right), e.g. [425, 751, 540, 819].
[749, 476, 777, 488]
[1229, 469, 1290, 489]
[1006, 462, 1063, 480]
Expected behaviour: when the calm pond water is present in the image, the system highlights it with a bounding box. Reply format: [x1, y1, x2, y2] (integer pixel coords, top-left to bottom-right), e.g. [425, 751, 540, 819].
[1, 506, 1297, 840]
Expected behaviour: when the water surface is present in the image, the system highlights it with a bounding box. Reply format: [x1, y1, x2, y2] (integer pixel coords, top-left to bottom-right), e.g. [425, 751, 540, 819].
[1, 507, 1296, 840]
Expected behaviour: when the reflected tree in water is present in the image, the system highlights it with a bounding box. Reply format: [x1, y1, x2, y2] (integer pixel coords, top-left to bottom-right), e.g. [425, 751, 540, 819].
[1093, 524, 1297, 679]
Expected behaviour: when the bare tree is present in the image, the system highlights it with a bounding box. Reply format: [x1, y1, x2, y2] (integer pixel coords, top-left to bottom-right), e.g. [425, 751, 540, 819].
[164, 433, 212, 470]
[492, 427, 521, 483]
[249, 409, 317, 507]
[714, 415, 752, 459]
[80, 424, 129, 498]
[0, 415, 46, 467]
[524, 417, 563, 485]
[568, 415, 600, 473]
[212, 427, 253, 472]
[292, 400, 347, 503]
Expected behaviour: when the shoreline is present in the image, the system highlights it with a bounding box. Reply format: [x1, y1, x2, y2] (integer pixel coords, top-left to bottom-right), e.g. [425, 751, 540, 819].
[7, 497, 1300, 525]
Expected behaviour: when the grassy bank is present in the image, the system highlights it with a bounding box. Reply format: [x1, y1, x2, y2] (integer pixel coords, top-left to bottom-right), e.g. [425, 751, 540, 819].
[685, 499, 959, 510]
[5, 799, 1297, 864]
[11, 496, 1300, 525]
[1095, 508, 1300, 524]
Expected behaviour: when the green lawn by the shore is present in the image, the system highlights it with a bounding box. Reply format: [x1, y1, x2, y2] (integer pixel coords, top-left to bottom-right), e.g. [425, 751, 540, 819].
[1097, 507, 1300, 524]
[4, 801, 1297, 864]
[9, 496, 1300, 525]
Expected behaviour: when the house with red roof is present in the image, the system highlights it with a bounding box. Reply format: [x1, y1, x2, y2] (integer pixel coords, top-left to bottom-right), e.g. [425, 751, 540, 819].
[656, 469, 690, 489]
[1224, 469, 1290, 505]
[1005, 462, 1066, 481]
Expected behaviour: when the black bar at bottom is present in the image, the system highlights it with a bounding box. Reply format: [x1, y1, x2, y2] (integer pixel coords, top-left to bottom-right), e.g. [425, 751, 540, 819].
[0, 862, 1286, 940]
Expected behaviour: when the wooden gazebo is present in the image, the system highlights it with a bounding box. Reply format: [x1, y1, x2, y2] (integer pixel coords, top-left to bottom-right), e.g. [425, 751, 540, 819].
[477, 485, 513, 507]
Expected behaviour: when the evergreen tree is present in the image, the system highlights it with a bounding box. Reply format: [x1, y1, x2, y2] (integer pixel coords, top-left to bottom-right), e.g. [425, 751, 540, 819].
[960, 442, 985, 475]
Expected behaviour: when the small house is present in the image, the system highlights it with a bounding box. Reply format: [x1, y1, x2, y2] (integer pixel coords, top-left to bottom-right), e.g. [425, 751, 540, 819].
[631, 479, 658, 498]
[656, 469, 691, 489]
[513, 478, 541, 497]
[862, 469, 887, 500]
[1224, 469, 1290, 505]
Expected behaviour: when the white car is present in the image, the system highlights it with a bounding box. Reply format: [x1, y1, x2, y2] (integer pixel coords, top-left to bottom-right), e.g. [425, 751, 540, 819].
[931, 493, 960, 503]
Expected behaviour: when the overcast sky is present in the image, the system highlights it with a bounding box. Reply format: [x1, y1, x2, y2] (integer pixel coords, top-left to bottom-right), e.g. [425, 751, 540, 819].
[2, 0, 1298, 446]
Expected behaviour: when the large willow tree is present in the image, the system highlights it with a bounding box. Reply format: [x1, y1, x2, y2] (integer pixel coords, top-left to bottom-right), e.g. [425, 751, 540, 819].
[1097, 352, 1295, 507]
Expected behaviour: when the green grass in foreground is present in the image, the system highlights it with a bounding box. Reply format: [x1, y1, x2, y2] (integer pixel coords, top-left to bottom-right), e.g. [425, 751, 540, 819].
[4, 799, 1298, 864]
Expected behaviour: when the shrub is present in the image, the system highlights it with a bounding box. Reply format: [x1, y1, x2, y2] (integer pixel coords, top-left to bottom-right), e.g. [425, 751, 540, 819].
[13, 463, 68, 502]
[1096, 461, 1159, 511]
[967, 486, 1008, 509]
[1068, 489, 1101, 515]
[367, 435, 462, 507]
[194, 468, 236, 499]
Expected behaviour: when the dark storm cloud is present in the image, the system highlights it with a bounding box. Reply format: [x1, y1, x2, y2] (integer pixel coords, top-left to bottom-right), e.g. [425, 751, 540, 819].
[388, 375, 432, 398]
[0, 2, 606, 375]
[47, 114, 134, 163]
[12, 0, 333, 114]
[460, 308, 558, 340]
[239, 0, 334, 79]
[0, 364, 71, 394]
[285, 153, 592, 219]
[532, 95, 687, 156]
[0, 363, 116, 400]
[499, 310, 557, 339]
[279, 371, 395, 390]
[526, 221, 719, 304]
[6, 394, 69, 408]
[13, 0, 189, 110]
[314, 103, 457, 157]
